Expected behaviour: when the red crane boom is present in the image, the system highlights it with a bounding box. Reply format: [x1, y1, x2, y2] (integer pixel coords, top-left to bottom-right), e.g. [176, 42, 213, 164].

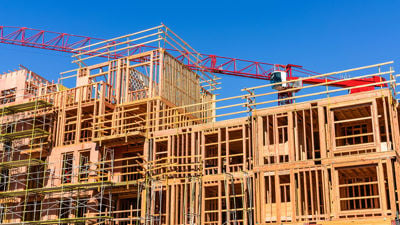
[0, 25, 386, 95]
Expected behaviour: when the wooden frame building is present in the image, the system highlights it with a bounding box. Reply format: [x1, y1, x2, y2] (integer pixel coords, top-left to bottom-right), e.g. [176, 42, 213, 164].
[0, 25, 399, 225]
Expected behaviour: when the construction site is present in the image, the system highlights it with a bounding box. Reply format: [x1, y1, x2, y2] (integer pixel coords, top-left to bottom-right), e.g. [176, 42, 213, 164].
[0, 24, 399, 225]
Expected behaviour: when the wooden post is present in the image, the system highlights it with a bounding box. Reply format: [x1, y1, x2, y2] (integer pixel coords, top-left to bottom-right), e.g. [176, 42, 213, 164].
[275, 173, 281, 224]
[288, 112, 295, 162]
[371, 100, 381, 152]
[290, 169, 296, 222]
[377, 161, 388, 215]
[385, 158, 396, 215]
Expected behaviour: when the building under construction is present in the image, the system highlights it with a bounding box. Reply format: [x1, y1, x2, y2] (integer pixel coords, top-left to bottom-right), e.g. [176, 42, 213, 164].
[0, 24, 399, 225]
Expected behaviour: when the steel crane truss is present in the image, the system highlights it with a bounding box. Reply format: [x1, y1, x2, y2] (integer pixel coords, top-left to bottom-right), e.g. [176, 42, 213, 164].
[0, 25, 309, 81]
[0, 25, 388, 94]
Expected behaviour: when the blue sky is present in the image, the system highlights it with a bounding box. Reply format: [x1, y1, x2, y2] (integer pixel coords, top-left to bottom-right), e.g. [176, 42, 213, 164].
[0, 0, 399, 112]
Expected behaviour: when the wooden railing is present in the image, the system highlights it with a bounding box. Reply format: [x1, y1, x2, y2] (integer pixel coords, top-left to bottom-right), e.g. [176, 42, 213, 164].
[33, 81, 116, 107]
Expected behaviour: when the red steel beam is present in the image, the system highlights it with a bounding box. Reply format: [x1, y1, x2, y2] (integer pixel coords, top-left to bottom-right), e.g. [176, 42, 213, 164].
[0, 25, 386, 89]
[0, 26, 104, 54]
[0, 26, 295, 80]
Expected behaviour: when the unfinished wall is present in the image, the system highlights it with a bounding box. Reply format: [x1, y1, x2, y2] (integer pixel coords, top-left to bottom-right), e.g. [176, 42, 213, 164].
[252, 89, 399, 224]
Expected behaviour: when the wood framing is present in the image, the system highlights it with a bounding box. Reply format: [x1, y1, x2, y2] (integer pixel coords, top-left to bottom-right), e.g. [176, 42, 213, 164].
[0, 26, 399, 225]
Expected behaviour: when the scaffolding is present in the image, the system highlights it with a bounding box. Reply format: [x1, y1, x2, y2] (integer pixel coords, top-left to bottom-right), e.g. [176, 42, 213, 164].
[0, 70, 114, 225]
